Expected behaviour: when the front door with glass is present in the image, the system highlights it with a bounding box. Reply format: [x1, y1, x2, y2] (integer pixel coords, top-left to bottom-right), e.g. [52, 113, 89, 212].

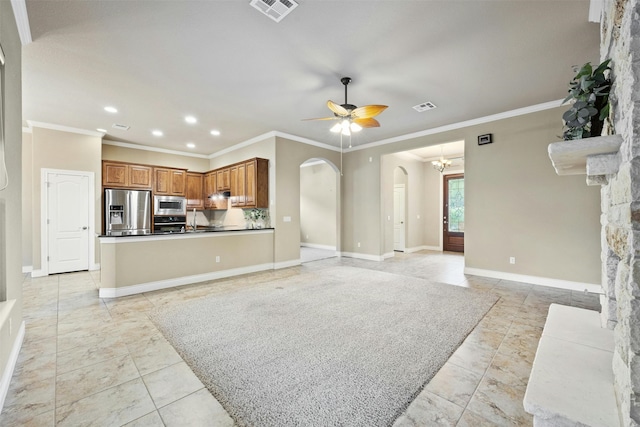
[443, 174, 464, 252]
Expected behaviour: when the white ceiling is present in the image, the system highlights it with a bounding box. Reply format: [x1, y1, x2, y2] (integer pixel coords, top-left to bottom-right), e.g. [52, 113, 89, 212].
[21, 1, 600, 156]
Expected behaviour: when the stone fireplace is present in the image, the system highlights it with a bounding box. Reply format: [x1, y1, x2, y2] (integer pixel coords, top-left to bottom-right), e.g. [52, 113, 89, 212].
[593, 0, 638, 424]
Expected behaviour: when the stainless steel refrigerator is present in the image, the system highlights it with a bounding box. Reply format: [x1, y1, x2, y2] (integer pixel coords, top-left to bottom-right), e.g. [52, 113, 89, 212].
[104, 189, 151, 235]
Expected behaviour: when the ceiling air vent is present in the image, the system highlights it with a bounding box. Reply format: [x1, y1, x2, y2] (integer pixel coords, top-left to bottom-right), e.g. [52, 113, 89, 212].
[250, 0, 298, 23]
[112, 123, 130, 131]
[412, 101, 437, 112]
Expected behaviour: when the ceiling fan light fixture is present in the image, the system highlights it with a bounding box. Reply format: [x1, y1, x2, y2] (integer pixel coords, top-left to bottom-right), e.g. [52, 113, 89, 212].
[330, 123, 342, 133]
[350, 122, 362, 132]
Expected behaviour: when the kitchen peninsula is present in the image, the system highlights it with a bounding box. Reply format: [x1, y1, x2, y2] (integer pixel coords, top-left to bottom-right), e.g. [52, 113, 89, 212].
[98, 228, 274, 298]
[99, 156, 274, 297]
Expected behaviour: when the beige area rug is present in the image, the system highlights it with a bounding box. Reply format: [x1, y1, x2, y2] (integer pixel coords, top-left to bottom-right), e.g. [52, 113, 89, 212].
[150, 266, 498, 427]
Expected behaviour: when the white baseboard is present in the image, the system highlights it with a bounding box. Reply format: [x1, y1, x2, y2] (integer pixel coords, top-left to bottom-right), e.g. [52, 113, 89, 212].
[300, 243, 337, 251]
[464, 267, 603, 294]
[274, 259, 302, 269]
[98, 263, 275, 298]
[90, 263, 100, 271]
[1, 321, 25, 414]
[21, 265, 32, 274]
[340, 251, 384, 262]
[30, 269, 47, 278]
[383, 252, 395, 259]
[405, 245, 441, 253]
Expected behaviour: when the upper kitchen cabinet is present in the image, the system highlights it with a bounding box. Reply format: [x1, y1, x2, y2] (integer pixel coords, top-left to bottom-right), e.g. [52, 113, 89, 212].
[186, 172, 204, 209]
[230, 158, 268, 208]
[102, 161, 152, 189]
[216, 168, 230, 191]
[154, 167, 187, 196]
[204, 171, 226, 210]
[245, 158, 268, 208]
[230, 162, 246, 207]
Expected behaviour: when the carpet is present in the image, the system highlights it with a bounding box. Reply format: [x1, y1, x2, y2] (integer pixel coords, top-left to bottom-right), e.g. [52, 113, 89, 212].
[150, 266, 498, 427]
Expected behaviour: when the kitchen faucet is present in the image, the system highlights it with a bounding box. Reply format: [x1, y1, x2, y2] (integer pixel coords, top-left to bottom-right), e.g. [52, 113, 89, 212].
[192, 208, 197, 231]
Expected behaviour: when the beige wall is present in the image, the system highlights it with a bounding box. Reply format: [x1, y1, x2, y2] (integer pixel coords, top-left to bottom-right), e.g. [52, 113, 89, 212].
[423, 163, 442, 248]
[300, 161, 337, 248]
[0, 0, 23, 395]
[22, 132, 33, 268]
[274, 137, 341, 264]
[344, 107, 601, 284]
[102, 142, 210, 172]
[29, 127, 102, 271]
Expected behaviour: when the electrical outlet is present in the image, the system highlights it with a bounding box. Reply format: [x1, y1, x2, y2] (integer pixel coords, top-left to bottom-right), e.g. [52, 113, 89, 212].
[357, 242, 361, 248]
[417, 214, 420, 219]
[387, 216, 391, 221]
[283, 216, 291, 222]
[216, 256, 220, 263]
[509, 257, 516, 264]
[306, 235, 309, 239]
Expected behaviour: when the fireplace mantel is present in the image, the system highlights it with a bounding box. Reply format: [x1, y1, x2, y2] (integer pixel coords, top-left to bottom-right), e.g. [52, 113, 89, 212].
[548, 135, 623, 184]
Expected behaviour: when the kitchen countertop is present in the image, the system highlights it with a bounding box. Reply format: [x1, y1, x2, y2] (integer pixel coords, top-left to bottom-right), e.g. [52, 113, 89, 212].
[100, 226, 273, 238]
[99, 227, 274, 241]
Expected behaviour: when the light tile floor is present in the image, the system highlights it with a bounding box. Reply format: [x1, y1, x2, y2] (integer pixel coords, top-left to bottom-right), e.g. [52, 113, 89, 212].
[1, 251, 600, 426]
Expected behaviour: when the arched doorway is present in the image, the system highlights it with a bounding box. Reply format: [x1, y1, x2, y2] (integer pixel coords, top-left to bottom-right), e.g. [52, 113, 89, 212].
[299, 158, 340, 263]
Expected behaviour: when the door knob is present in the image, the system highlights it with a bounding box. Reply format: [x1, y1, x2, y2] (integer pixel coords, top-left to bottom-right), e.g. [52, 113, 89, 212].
[81, 226, 88, 230]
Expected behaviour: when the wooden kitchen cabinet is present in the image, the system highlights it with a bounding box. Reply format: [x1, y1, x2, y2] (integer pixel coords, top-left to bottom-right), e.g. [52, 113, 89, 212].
[228, 158, 268, 209]
[204, 171, 227, 209]
[154, 167, 187, 196]
[186, 172, 204, 209]
[230, 163, 246, 207]
[102, 161, 152, 189]
[216, 168, 230, 191]
[245, 158, 269, 208]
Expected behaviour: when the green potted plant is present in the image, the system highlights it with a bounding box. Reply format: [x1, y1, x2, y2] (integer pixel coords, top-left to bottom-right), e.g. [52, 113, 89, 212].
[244, 208, 269, 229]
[562, 59, 612, 140]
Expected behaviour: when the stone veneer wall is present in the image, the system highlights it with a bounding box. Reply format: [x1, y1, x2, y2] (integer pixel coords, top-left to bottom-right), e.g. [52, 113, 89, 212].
[600, 0, 640, 424]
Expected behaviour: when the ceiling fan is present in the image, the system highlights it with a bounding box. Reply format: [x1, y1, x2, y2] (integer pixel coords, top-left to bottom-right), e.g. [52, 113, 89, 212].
[304, 77, 388, 135]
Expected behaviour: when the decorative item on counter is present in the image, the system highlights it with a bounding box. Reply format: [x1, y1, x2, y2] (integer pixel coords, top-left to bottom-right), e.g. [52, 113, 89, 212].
[244, 208, 269, 229]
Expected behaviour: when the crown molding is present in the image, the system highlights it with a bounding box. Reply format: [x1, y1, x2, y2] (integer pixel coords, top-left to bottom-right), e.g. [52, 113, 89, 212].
[346, 99, 565, 153]
[208, 131, 339, 159]
[27, 121, 104, 137]
[102, 139, 210, 159]
[10, 0, 32, 45]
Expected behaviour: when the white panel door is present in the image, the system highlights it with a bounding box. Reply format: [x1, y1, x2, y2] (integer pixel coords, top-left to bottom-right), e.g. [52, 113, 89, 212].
[393, 184, 406, 252]
[47, 172, 90, 274]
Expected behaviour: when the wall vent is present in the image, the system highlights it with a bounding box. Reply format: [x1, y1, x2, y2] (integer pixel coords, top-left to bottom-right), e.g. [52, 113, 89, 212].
[412, 101, 437, 112]
[112, 123, 130, 131]
[250, 0, 298, 23]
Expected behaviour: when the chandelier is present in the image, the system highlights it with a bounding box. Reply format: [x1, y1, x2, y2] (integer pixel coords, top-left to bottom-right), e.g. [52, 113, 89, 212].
[432, 158, 452, 173]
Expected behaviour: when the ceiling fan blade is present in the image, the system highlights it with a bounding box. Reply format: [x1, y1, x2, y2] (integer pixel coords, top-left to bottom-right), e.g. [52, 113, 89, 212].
[301, 117, 339, 121]
[351, 105, 388, 119]
[353, 117, 381, 128]
[327, 100, 349, 116]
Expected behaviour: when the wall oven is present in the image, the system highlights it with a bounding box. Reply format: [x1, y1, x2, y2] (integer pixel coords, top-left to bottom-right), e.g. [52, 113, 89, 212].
[153, 195, 187, 233]
[153, 215, 186, 234]
[154, 195, 187, 216]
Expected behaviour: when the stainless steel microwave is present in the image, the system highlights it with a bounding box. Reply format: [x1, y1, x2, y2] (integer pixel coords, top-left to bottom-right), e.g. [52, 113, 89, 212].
[153, 195, 187, 216]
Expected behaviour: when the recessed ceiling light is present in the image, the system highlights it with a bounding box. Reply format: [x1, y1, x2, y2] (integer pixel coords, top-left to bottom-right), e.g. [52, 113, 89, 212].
[96, 128, 107, 133]
[210, 129, 221, 136]
[186, 142, 196, 149]
[185, 116, 197, 124]
[152, 130, 163, 137]
[104, 106, 118, 113]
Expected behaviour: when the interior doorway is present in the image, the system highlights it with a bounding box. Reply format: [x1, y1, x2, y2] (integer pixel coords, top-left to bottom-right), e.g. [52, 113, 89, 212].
[299, 159, 339, 263]
[443, 173, 464, 252]
[42, 169, 94, 274]
[393, 167, 408, 252]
